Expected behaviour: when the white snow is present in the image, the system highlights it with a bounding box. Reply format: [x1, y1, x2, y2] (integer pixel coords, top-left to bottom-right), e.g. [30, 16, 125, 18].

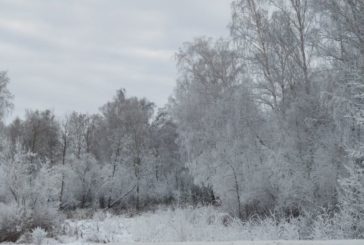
[11, 240, 363, 245]
[2, 208, 364, 245]
[104, 242, 363, 245]
[45, 208, 363, 245]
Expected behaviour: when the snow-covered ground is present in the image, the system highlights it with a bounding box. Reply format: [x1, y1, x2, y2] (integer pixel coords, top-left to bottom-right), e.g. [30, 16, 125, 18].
[2, 207, 363, 245]
[3, 240, 363, 245]
[105, 242, 364, 245]
[51, 208, 364, 245]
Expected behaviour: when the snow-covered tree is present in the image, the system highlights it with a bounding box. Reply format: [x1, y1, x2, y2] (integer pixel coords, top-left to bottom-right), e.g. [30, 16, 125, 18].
[98, 90, 156, 210]
[19, 110, 61, 164]
[0, 71, 13, 121]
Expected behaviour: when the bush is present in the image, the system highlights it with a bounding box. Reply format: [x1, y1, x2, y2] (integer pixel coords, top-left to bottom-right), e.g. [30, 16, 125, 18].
[32, 227, 47, 245]
[0, 203, 22, 242]
[0, 202, 63, 242]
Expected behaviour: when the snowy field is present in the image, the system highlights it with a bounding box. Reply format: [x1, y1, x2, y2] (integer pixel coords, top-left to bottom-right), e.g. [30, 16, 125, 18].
[1, 207, 363, 245]
[92, 242, 364, 245]
[49, 241, 364, 245]
[3, 240, 364, 245]
[3, 207, 361, 245]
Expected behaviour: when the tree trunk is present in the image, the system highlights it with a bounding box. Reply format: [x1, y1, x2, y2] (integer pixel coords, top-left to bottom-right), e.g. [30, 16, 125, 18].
[134, 156, 141, 211]
[228, 162, 243, 219]
[59, 175, 65, 209]
[59, 134, 67, 209]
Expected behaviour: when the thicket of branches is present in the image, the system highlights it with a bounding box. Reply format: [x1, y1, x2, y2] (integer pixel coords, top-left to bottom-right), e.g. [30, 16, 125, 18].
[0, 0, 363, 241]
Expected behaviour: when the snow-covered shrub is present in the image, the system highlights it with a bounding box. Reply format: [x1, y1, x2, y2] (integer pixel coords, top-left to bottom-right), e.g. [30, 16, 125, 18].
[0, 203, 22, 242]
[61, 212, 132, 243]
[131, 206, 300, 242]
[338, 158, 364, 239]
[16, 232, 33, 244]
[29, 206, 64, 236]
[310, 211, 345, 240]
[0, 147, 64, 242]
[32, 227, 47, 245]
[0, 202, 63, 242]
[240, 214, 300, 241]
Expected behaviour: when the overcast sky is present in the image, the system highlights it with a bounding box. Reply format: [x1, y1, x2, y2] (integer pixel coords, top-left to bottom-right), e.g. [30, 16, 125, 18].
[0, 0, 232, 122]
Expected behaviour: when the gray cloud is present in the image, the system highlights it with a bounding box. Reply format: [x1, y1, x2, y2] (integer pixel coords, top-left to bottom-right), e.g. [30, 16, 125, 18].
[0, 0, 232, 122]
